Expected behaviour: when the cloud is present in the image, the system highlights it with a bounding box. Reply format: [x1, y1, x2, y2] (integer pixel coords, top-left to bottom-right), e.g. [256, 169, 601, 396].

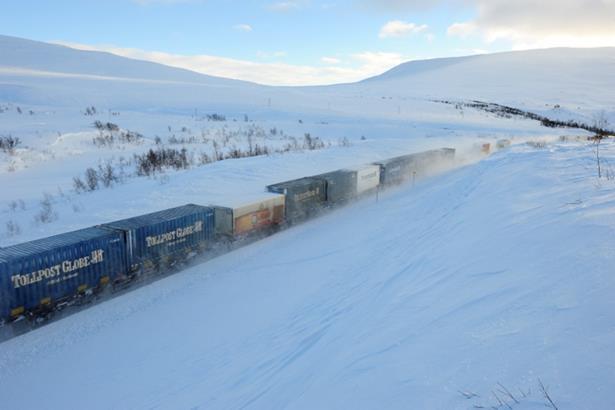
[132, 0, 200, 5]
[53, 41, 408, 86]
[321, 56, 341, 65]
[352, 51, 407, 74]
[379, 20, 428, 38]
[233, 24, 253, 32]
[360, 0, 451, 11]
[448, 0, 615, 49]
[267, 1, 302, 12]
[256, 50, 287, 59]
[447, 22, 477, 38]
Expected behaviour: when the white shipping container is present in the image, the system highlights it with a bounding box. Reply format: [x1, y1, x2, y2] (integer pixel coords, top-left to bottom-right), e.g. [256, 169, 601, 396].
[353, 165, 381, 194]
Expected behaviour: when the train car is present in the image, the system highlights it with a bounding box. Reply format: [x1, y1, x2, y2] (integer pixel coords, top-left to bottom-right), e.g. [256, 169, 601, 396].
[213, 194, 285, 238]
[374, 153, 420, 186]
[312, 169, 357, 205]
[348, 164, 381, 196]
[267, 177, 327, 223]
[312, 164, 381, 205]
[102, 204, 215, 275]
[0, 227, 127, 323]
[411, 148, 456, 178]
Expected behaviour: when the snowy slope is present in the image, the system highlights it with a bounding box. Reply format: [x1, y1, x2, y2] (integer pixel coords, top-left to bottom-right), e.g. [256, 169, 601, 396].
[358, 47, 615, 111]
[2, 35, 614, 118]
[1, 141, 614, 409]
[0, 35, 254, 86]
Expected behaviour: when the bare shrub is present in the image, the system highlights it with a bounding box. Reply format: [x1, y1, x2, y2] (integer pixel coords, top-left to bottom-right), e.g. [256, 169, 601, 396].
[206, 113, 226, 121]
[73, 176, 87, 193]
[338, 137, 351, 147]
[85, 167, 99, 191]
[5, 220, 21, 237]
[527, 140, 547, 149]
[84, 106, 97, 116]
[35, 193, 57, 224]
[0, 135, 21, 154]
[303, 133, 325, 150]
[135, 148, 191, 176]
[98, 162, 118, 187]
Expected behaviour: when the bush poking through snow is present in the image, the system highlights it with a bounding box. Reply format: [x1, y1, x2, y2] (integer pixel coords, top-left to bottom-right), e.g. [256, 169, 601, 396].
[5, 220, 21, 237]
[35, 193, 57, 224]
[527, 140, 547, 149]
[462, 380, 558, 409]
[0, 135, 21, 154]
[135, 148, 191, 176]
[73, 176, 87, 193]
[85, 168, 99, 191]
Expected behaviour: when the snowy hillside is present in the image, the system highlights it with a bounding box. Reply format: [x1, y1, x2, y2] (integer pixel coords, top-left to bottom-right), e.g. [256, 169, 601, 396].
[1, 141, 614, 409]
[0, 35, 252, 86]
[359, 47, 615, 112]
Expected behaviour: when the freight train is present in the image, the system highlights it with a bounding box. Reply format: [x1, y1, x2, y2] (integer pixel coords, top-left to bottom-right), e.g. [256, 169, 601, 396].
[0, 148, 455, 327]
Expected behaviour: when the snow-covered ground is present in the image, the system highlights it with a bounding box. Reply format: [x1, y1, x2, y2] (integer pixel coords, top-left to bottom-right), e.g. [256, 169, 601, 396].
[1, 141, 614, 409]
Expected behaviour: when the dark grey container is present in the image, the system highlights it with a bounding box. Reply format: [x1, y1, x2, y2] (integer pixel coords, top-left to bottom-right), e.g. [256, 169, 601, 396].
[267, 177, 326, 223]
[312, 169, 358, 205]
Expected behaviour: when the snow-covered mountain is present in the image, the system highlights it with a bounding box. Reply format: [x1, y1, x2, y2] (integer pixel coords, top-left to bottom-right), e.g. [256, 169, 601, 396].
[1, 35, 615, 118]
[357, 47, 615, 111]
[0, 35, 252, 86]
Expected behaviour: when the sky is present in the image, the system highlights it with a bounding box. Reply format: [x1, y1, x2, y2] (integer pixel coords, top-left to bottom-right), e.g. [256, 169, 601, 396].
[2, 0, 615, 85]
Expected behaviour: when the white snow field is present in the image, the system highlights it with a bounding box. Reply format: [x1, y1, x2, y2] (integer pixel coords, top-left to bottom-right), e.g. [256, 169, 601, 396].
[0, 141, 614, 410]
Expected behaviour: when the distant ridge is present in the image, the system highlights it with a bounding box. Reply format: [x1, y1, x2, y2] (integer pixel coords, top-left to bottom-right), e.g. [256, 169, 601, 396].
[0, 34, 256, 87]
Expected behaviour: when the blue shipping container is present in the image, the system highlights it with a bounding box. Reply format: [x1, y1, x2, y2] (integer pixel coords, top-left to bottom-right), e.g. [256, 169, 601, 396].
[0, 227, 127, 321]
[102, 204, 215, 273]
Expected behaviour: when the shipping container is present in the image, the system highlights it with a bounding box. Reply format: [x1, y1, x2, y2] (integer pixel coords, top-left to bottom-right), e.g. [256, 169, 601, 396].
[416, 148, 456, 176]
[0, 227, 127, 321]
[312, 169, 357, 204]
[374, 153, 420, 186]
[102, 204, 214, 274]
[214, 194, 285, 237]
[267, 177, 326, 223]
[349, 164, 381, 195]
[213, 206, 234, 239]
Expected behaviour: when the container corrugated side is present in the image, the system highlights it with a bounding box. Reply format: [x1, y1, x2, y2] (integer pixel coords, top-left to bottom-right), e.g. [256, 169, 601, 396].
[312, 170, 357, 204]
[232, 194, 285, 235]
[375, 154, 419, 186]
[0, 227, 126, 319]
[352, 164, 380, 194]
[102, 204, 215, 272]
[267, 177, 326, 222]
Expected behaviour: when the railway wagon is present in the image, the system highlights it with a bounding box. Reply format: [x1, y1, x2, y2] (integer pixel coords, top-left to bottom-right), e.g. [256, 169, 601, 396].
[412, 148, 456, 177]
[374, 153, 421, 186]
[0, 227, 127, 323]
[312, 169, 358, 204]
[267, 177, 327, 223]
[348, 164, 381, 196]
[213, 194, 285, 238]
[102, 204, 215, 275]
[312, 164, 381, 204]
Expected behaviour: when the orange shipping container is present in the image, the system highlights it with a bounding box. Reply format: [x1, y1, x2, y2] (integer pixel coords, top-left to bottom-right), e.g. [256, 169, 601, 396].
[232, 195, 285, 236]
